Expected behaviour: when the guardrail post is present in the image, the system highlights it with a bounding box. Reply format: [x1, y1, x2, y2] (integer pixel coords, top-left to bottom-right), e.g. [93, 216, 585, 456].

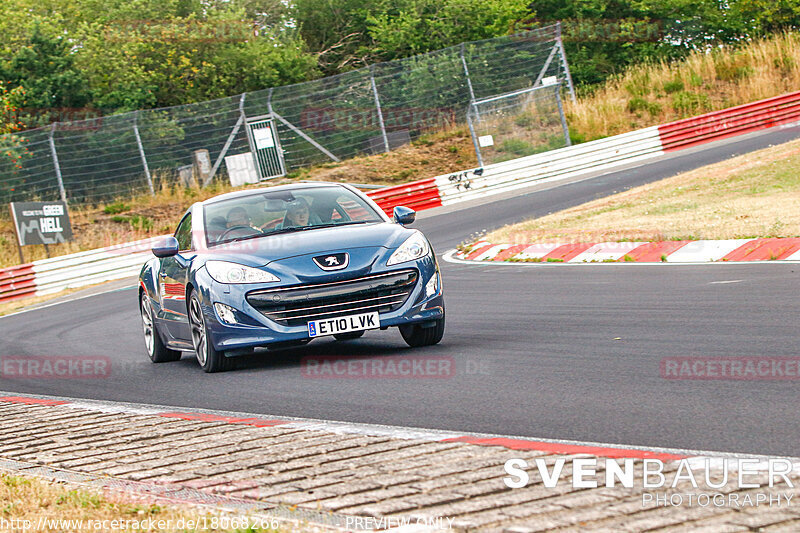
[133, 111, 156, 195]
[48, 124, 68, 204]
[370, 66, 390, 153]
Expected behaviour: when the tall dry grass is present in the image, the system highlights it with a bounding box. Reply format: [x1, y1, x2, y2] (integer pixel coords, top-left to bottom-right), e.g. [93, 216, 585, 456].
[566, 32, 800, 141]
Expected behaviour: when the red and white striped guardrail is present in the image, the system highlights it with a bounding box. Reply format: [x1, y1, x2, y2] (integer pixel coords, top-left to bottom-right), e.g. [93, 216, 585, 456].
[2, 90, 800, 303]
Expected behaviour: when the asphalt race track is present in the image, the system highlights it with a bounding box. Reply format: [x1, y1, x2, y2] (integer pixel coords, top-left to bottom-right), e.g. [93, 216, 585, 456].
[2, 126, 800, 457]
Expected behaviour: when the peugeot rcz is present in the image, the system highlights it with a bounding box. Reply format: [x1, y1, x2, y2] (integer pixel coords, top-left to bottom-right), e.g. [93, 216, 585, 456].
[138, 182, 445, 372]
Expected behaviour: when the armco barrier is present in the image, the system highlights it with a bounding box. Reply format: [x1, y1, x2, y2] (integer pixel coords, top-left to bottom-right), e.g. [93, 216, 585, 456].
[0, 236, 167, 303]
[366, 177, 442, 216]
[435, 126, 664, 205]
[2, 90, 799, 305]
[0, 264, 37, 303]
[659, 90, 800, 151]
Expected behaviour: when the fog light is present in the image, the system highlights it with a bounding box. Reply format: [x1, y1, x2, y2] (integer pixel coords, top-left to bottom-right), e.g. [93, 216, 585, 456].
[214, 303, 238, 325]
[425, 272, 439, 297]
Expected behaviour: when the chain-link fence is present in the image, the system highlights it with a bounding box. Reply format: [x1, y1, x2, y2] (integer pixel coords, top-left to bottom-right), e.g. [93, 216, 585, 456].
[467, 83, 571, 166]
[0, 23, 574, 206]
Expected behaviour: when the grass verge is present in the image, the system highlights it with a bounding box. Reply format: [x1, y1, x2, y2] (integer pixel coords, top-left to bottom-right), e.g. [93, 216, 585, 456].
[566, 32, 800, 142]
[485, 139, 800, 245]
[0, 473, 282, 532]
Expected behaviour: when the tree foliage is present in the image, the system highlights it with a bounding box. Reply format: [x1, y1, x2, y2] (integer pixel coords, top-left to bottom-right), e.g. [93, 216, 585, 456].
[0, 0, 799, 122]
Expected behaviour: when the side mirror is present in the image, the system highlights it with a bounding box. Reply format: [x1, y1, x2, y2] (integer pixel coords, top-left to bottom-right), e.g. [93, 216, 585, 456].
[152, 236, 179, 258]
[393, 206, 416, 225]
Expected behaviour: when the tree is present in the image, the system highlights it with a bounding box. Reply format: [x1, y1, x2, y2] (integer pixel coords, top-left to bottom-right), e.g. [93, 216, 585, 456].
[524, 0, 745, 87]
[0, 82, 31, 201]
[731, 0, 800, 35]
[0, 25, 91, 128]
[367, 0, 530, 59]
[75, 3, 318, 110]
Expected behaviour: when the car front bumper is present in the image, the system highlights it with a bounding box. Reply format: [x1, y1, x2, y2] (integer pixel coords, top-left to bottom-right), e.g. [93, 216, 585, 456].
[195, 258, 444, 353]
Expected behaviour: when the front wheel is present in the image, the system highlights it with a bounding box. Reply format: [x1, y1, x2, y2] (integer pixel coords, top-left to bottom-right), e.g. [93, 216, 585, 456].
[189, 291, 232, 373]
[399, 314, 445, 347]
[140, 293, 181, 363]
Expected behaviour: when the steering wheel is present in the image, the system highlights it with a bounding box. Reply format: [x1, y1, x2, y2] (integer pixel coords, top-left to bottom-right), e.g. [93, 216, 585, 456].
[219, 225, 261, 241]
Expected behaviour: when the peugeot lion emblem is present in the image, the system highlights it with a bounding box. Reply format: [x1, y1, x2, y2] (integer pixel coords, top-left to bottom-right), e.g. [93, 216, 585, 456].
[313, 252, 349, 271]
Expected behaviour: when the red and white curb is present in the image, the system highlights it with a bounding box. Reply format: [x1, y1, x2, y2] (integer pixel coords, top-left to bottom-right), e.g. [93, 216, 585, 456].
[1, 392, 797, 473]
[451, 238, 800, 264]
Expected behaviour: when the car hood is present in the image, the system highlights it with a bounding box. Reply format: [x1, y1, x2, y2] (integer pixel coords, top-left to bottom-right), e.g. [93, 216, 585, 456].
[198, 222, 414, 267]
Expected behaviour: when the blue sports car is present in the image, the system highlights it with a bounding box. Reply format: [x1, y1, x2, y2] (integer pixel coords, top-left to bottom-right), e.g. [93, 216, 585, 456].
[138, 182, 445, 372]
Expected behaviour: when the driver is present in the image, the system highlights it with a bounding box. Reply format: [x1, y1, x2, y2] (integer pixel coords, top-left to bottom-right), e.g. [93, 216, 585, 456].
[226, 207, 258, 230]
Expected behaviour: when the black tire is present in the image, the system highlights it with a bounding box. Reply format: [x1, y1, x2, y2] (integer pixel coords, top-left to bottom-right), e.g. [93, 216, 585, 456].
[334, 331, 365, 341]
[140, 292, 181, 363]
[189, 291, 232, 373]
[399, 314, 445, 348]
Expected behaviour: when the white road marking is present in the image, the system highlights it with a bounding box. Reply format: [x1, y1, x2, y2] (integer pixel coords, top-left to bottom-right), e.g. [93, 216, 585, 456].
[0, 284, 137, 319]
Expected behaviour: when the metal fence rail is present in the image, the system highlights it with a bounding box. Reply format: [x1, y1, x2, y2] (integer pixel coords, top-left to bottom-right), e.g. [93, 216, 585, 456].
[0, 24, 573, 206]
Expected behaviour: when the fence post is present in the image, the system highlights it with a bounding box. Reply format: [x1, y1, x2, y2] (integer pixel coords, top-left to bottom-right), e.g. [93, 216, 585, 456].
[133, 111, 155, 195]
[47, 124, 68, 204]
[206, 93, 248, 186]
[369, 66, 390, 153]
[266, 88, 288, 175]
[554, 85, 572, 146]
[555, 22, 577, 103]
[460, 43, 477, 105]
[466, 108, 484, 168]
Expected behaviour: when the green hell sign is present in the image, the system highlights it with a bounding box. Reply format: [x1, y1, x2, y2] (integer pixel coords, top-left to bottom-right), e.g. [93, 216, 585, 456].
[9, 201, 74, 246]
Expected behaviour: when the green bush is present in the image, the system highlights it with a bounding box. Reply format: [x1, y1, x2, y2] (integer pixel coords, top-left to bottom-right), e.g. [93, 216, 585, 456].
[663, 79, 684, 93]
[671, 91, 710, 115]
[627, 97, 662, 116]
[497, 138, 536, 157]
[103, 202, 130, 215]
[514, 112, 536, 128]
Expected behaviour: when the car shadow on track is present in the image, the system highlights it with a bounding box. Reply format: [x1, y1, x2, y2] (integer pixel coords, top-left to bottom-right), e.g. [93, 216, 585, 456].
[226, 336, 447, 373]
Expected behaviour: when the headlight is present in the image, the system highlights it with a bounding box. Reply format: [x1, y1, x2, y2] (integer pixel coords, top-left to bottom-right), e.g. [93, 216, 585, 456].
[387, 232, 430, 266]
[205, 261, 280, 284]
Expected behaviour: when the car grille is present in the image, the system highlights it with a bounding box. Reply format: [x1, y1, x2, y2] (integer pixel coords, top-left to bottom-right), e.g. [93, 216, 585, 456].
[246, 269, 418, 327]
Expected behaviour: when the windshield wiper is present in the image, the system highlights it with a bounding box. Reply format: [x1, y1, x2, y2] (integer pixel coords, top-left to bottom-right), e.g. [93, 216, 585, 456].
[266, 220, 375, 236]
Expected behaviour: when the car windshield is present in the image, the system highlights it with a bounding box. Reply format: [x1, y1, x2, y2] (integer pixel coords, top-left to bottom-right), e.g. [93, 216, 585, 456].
[203, 186, 384, 246]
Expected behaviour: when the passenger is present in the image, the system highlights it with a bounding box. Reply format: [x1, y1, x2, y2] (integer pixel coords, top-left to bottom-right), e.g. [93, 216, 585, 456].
[279, 198, 320, 229]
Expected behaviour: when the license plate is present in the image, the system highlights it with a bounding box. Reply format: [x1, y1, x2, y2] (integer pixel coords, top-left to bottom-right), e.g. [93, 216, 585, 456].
[308, 312, 380, 338]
